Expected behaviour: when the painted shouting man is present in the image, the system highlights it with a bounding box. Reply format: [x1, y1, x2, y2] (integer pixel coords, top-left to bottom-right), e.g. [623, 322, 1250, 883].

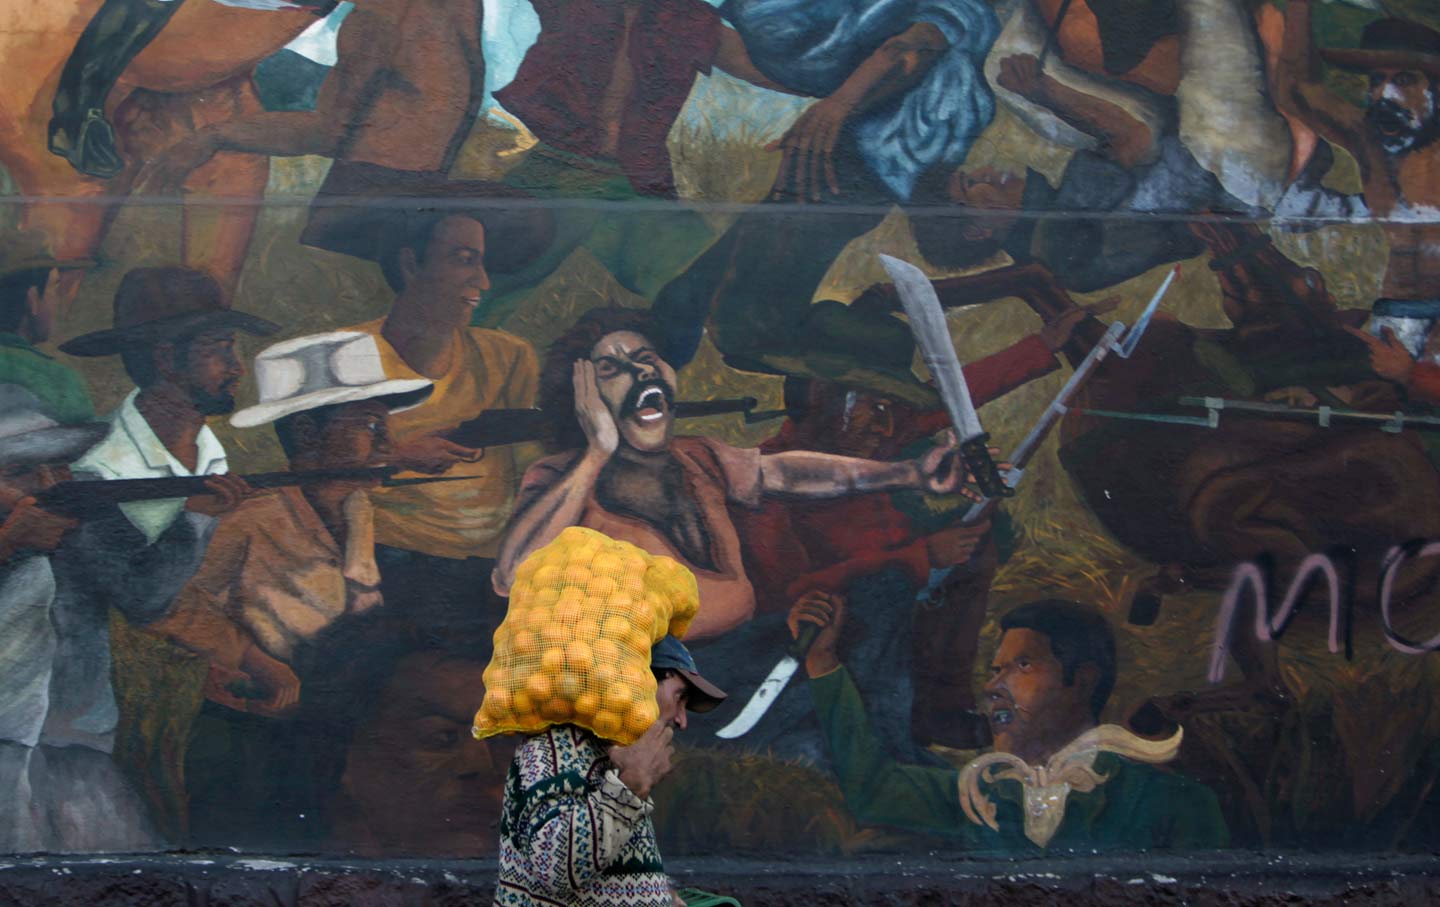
[492, 307, 975, 642]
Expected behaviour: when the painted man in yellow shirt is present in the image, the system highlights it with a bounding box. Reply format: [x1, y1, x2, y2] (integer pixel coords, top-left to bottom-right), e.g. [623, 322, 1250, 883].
[303, 167, 553, 631]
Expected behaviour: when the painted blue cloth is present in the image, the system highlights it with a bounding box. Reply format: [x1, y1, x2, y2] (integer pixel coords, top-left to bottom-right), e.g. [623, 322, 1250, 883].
[719, 0, 999, 200]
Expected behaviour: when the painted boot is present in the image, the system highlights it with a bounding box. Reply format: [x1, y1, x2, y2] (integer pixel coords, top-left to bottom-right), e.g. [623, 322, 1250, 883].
[48, 0, 184, 179]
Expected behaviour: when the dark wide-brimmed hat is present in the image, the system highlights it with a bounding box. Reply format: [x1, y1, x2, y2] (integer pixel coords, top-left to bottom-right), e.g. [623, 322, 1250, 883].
[723, 299, 941, 408]
[1321, 18, 1440, 77]
[0, 385, 108, 467]
[60, 267, 279, 358]
[300, 161, 555, 275]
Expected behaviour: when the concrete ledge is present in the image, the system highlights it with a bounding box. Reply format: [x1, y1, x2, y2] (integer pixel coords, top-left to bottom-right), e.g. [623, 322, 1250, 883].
[1, 852, 1438, 905]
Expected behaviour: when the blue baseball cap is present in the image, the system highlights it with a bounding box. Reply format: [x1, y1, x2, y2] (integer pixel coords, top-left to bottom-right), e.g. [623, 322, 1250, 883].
[651, 635, 727, 713]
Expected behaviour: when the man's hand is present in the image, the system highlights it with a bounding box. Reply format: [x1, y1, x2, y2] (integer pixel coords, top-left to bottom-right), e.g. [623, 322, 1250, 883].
[1039, 297, 1120, 351]
[766, 95, 854, 202]
[574, 360, 620, 460]
[0, 498, 78, 560]
[1345, 326, 1417, 384]
[996, 53, 1050, 101]
[607, 720, 675, 800]
[184, 475, 252, 518]
[202, 646, 300, 718]
[925, 519, 991, 569]
[912, 433, 999, 500]
[788, 590, 846, 678]
[392, 434, 483, 474]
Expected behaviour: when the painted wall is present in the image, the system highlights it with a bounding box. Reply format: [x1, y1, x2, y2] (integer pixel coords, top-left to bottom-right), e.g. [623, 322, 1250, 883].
[2, 0, 1440, 880]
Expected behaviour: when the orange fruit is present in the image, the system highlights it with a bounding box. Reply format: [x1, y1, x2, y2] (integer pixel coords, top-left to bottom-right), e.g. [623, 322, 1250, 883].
[565, 639, 593, 670]
[593, 638, 621, 665]
[526, 672, 554, 701]
[533, 564, 561, 590]
[512, 689, 535, 717]
[601, 615, 631, 640]
[541, 621, 569, 646]
[574, 618, 601, 642]
[556, 585, 586, 610]
[562, 563, 591, 586]
[604, 680, 636, 711]
[624, 702, 656, 738]
[573, 691, 601, 719]
[511, 629, 540, 658]
[592, 551, 624, 575]
[627, 625, 654, 655]
[557, 673, 584, 702]
[555, 598, 584, 626]
[620, 574, 647, 598]
[541, 697, 573, 722]
[540, 646, 565, 673]
[591, 663, 619, 689]
[591, 710, 623, 740]
[532, 586, 561, 610]
[487, 687, 513, 714]
[586, 575, 620, 599]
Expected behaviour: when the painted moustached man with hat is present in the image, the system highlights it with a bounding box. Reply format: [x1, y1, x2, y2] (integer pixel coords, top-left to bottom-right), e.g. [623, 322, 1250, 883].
[147, 330, 433, 848]
[24, 268, 274, 816]
[0, 385, 161, 852]
[1276, 3, 1440, 363]
[497, 634, 727, 907]
[304, 168, 553, 634]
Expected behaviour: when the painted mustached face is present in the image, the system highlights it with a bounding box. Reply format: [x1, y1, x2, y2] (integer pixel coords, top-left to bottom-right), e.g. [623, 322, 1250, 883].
[590, 330, 678, 453]
[1367, 68, 1438, 154]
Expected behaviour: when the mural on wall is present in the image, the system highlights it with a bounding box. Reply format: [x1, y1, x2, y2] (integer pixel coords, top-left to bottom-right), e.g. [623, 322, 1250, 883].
[4, 0, 1440, 875]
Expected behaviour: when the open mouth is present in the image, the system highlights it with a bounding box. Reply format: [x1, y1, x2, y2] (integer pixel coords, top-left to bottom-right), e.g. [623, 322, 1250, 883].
[461, 292, 482, 309]
[631, 386, 668, 425]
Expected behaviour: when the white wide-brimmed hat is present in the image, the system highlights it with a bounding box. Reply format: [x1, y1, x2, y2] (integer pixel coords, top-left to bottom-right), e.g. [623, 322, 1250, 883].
[0, 385, 108, 467]
[231, 331, 433, 428]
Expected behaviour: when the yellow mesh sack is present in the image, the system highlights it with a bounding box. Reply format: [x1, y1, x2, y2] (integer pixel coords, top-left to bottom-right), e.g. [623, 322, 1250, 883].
[472, 526, 701, 745]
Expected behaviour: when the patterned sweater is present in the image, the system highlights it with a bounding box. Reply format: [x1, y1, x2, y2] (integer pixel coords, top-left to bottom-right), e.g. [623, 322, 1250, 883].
[496, 725, 672, 907]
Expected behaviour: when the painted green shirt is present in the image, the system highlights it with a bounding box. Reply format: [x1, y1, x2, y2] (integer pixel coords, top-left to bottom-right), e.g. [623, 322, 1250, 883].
[810, 667, 1229, 854]
[0, 334, 94, 424]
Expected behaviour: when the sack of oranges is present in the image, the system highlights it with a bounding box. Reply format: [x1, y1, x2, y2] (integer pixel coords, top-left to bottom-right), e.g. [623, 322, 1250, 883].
[472, 526, 700, 745]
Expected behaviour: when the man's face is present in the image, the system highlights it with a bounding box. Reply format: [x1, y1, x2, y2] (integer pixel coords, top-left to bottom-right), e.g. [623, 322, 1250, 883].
[170, 330, 244, 416]
[945, 166, 1026, 243]
[402, 215, 492, 328]
[317, 400, 392, 473]
[336, 652, 517, 857]
[655, 674, 690, 732]
[982, 629, 1089, 758]
[814, 386, 909, 459]
[1366, 67, 1438, 154]
[590, 330, 678, 453]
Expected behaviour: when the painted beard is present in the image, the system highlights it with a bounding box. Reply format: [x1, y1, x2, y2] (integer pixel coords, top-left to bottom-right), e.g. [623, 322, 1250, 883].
[1368, 99, 1440, 154]
[191, 381, 238, 416]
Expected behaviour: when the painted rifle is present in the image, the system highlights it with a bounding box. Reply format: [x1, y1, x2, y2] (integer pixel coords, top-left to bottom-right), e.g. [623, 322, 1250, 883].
[444, 397, 762, 448]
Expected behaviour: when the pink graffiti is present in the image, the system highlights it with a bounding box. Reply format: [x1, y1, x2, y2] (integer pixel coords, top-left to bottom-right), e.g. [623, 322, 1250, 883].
[1208, 543, 1440, 683]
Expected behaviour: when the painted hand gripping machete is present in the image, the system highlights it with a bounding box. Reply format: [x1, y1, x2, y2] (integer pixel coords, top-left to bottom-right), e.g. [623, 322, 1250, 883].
[715, 261, 1176, 741]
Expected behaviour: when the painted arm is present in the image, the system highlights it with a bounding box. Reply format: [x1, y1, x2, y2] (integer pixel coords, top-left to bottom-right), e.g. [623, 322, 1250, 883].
[493, 362, 616, 594]
[713, 28, 805, 95]
[759, 440, 969, 498]
[1274, 0, 1365, 158]
[770, 23, 950, 199]
[132, 5, 394, 190]
[995, 53, 1155, 169]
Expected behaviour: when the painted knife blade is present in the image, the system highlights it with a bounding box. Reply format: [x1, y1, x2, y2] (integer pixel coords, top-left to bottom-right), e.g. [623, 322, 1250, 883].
[879, 254, 1013, 498]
